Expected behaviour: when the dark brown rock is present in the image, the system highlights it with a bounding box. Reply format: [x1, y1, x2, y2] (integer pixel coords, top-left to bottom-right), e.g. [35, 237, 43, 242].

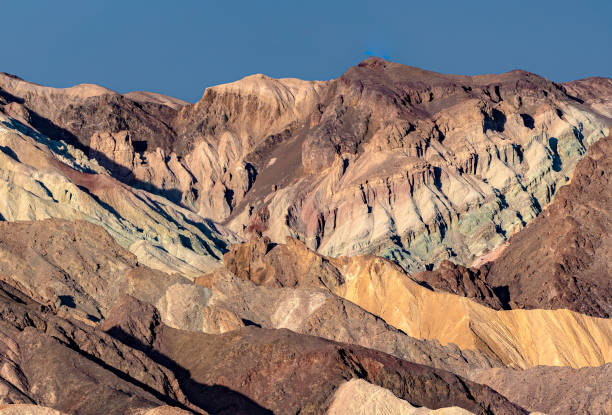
[152, 325, 527, 415]
[412, 260, 503, 309]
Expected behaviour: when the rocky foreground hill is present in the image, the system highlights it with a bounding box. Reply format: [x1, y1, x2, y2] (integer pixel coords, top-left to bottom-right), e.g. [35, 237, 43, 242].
[0, 60, 610, 414]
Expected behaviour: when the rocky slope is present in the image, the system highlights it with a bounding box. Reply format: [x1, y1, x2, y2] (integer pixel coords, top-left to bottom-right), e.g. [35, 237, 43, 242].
[223, 237, 612, 369]
[327, 379, 477, 415]
[410, 131, 612, 317]
[0, 278, 527, 415]
[0, 62, 610, 415]
[0, 218, 216, 331]
[469, 364, 612, 415]
[483, 132, 612, 317]
[0, 218, 501, 377]
[0, 112, 237, 278]
[2, 63, 610, 273]
[148, 317, 526, 415]
[198, 266, 502, 377]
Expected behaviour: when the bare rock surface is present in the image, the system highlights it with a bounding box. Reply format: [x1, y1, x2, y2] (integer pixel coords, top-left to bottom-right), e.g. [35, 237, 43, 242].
[0, 405, 67, 415]
[0, 113, 237, 278]
[0, 64, 610, 415]
[0, 280, 525, 415]
[223, 236, 612, 369]
[327, 379, 476, 415]
[390, 132, 612, 318]
[150, 324, 527, 415]
[483, 132, 612, 317]
[3, 64, 610, 274]
[0, 282, 204, 414]
[199, 268, 502, 377]
[469, 364, 612, 415]
[0, 218, 215, 332]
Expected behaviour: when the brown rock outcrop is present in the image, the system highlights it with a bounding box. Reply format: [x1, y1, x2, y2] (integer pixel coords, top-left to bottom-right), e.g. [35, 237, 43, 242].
[0, 282, 204, 414]
[412, 260, 502, 308]
[223, 236, 343, 289]
[150, 325, 526, 415]
[469, 364, 612, 415]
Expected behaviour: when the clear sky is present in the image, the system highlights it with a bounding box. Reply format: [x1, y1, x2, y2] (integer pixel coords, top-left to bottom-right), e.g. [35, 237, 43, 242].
[3, 1, 611, 102]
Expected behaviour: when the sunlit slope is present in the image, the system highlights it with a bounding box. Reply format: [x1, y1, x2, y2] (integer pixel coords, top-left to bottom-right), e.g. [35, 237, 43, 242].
[331, 255, 612, 369]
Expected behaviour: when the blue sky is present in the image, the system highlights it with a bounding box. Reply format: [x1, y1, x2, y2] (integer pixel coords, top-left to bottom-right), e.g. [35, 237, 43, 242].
[3, 1, 611, 102]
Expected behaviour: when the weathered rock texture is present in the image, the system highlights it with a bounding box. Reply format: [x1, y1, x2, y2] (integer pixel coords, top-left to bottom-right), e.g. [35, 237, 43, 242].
[223, 237, 612, 369]
[327, 379, 476, 414]
[410, 132, 612, 317]
[0, 279, 526, 415]
[0, 218, 501, 378]
[0, 283, 206, 414]
[2, 64, 610, 273]
[198, 266, 502, 377]
[0, 218, 217, 332]
[469, 364, 612, 415]
[0, 113, 237, 278]
[0, 63, 610, 415]
[149, 324, 527, 415]
[483, 132, 612, 317]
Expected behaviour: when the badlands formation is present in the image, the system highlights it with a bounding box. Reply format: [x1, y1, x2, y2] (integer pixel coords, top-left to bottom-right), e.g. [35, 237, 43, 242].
[0, 59, 610, 414]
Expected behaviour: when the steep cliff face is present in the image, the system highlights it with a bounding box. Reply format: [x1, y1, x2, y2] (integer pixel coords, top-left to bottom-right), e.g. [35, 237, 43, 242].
[255, 61, 610, 272]
[410, 132, 612, 318]
[3, 63, 609, 273]
[483, 133, 612, 317]
[0, 113, 237, 278]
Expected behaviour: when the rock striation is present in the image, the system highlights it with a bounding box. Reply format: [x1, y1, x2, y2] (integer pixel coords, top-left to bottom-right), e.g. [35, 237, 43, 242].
[0, 113, 237, 278]
[409, 132, 612, 317]
[3, 63, 610, 273]
[483, 132, 612, 317]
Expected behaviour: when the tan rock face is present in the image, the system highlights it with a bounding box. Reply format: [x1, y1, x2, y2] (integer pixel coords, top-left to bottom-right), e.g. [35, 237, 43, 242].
[0, 405, 67, 415]
[327, 379, 477, 415]
[332, 254, 612, 368]
[3, 64, 610, 274]
[0, 114, 237, 278]
[0, 218, 215, 332]
[223, 237, 612, 369]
